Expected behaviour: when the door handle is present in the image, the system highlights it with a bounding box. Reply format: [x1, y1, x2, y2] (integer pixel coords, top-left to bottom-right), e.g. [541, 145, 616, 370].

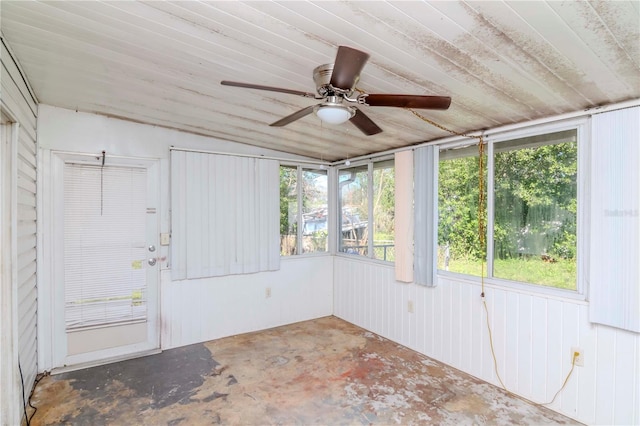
[148, 258, 157, 266]
[148, 245, 156, 252]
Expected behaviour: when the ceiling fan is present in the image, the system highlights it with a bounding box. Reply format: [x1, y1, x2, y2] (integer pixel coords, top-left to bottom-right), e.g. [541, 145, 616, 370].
[221, 46, 451, 136]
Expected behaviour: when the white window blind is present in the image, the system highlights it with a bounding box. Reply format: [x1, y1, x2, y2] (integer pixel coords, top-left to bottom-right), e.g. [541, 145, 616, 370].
[64, 164, 148, 329]
[170, 150, 280, 280]
[414, 146, 438, 287]
[395, 150, 414, 282]
[589, 107, 640, 332]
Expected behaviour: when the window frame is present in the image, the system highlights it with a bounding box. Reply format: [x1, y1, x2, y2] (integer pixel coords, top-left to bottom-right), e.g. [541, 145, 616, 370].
[279, 162, 331, 258]
[336, 155, 395, 265]
[436, 119, 588, 299]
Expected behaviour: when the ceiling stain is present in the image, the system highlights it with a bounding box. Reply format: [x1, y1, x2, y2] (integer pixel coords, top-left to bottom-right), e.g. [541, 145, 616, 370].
[2, 0, 638, 160]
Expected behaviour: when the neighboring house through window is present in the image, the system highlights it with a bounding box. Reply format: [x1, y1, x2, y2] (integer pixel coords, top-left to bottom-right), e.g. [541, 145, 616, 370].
[338, 158, 395, 262]
[280, 165, 328, 256]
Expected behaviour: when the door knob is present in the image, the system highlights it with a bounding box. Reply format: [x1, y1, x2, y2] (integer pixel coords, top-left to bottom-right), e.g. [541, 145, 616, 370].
[148, 245, 156, 252]
[148, 258, 157, 266]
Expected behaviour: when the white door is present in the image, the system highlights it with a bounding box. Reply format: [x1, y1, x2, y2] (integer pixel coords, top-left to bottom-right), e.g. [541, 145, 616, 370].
[52, 153, 160, 369]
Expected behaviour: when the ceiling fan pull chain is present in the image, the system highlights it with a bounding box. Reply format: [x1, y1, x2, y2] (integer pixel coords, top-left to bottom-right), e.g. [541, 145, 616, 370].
[408, 109, 477, 141]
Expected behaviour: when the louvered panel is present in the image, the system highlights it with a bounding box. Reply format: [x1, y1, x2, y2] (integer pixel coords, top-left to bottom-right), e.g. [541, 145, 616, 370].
[17, 221, 36, 237]
[333, 256, 640, 425]
[18, 128, 36, 153]
[0, 61, 37, 133]
[0, 44, 37, 121]
[17, 176, 36, 196]
[16, 233, 36, 254]
[17, 261, 36, 285]
[16, 203, 36, 222]
[17, 275, 36, 306]
[18, 325, 37, 364]
[17, 132, 38, 420]
[18, 297, 36, 337]
[17, 189, 36, 208]
[2, 25, 37, 426]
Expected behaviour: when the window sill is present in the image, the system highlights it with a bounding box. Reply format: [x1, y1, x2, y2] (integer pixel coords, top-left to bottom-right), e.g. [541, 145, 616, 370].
[437, 270, 587, 304]
[280, 252, 332, 260]
[335, 252, 394, 267]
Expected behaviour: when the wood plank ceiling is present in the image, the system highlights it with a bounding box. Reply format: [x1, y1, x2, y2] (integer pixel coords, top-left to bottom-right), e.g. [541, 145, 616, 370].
[1, 1, 639, 161]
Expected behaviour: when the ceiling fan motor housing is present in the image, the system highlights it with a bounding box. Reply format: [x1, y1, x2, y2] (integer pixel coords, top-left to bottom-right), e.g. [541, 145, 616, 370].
[313, 64, 358, 97]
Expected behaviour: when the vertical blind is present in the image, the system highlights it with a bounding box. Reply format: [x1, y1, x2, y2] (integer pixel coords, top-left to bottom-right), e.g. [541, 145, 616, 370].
[64, 164, 148, 329]
[170, 150, 280, 280]
[414, 146, 438, 287]
[589, 107, 640, 332]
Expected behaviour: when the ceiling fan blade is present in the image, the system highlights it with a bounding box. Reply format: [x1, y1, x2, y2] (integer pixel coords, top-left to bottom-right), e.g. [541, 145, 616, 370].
[221, 81, 317, 98]
[349, 107, 383, 136]
[365, 94, 452, 110]
[270, 105, 316, 127]
[329, 46, 370, 90]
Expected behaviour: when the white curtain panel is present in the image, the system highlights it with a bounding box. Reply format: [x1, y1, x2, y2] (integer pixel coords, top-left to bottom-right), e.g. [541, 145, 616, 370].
[171, 150, 280, 280]
[394, 150, 414, 283]
[589, 107, 640, 332]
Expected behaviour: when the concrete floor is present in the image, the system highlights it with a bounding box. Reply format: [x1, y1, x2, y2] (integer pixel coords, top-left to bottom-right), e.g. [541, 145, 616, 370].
[30, 316, 577, 425]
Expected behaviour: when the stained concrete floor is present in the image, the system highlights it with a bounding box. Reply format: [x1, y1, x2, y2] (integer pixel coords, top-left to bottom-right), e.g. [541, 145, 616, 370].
[30, 316, 578, 425]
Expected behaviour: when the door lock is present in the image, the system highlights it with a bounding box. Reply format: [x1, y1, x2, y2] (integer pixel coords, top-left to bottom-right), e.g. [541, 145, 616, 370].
[148, 258, 157, 266]
[148, 245, 156, 252]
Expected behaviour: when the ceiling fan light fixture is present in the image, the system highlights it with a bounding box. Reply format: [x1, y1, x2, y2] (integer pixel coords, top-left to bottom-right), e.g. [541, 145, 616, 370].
[315, 104, 354, 125]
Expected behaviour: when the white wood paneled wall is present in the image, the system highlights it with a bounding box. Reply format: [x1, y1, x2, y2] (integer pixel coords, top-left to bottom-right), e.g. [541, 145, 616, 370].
[162, 256, 333, 349]
[36, 105, 326, 371]
[334, 257, 640, 425]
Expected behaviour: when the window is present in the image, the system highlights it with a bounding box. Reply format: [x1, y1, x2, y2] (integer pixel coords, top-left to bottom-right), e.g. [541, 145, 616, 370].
[437, 146, 487, 276]
[280, 165, 298, 255]
[280, 165, 328, 256]
[438, 128, 578, 291]
[339, 158, 395, 262]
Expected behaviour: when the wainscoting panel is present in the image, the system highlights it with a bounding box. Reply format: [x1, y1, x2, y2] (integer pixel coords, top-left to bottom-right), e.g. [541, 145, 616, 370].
[162, 256, 333, 349]
[334, 256, 639, 425]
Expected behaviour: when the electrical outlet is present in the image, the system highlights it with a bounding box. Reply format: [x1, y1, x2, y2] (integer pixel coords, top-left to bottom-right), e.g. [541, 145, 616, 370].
[407, 300, 414, 313]
[265, 287, 271, 298]
[571, 347, 584, 366]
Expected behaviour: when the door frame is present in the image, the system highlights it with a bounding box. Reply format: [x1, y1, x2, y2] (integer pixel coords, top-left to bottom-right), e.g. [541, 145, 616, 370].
[44, 151, 161, 371]
[0, 113, 23, 426]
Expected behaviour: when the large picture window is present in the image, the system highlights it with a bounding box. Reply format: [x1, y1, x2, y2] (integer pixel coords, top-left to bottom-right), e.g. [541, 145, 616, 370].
[438, 128, 579, 291]
[339, 158, 395, 262]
